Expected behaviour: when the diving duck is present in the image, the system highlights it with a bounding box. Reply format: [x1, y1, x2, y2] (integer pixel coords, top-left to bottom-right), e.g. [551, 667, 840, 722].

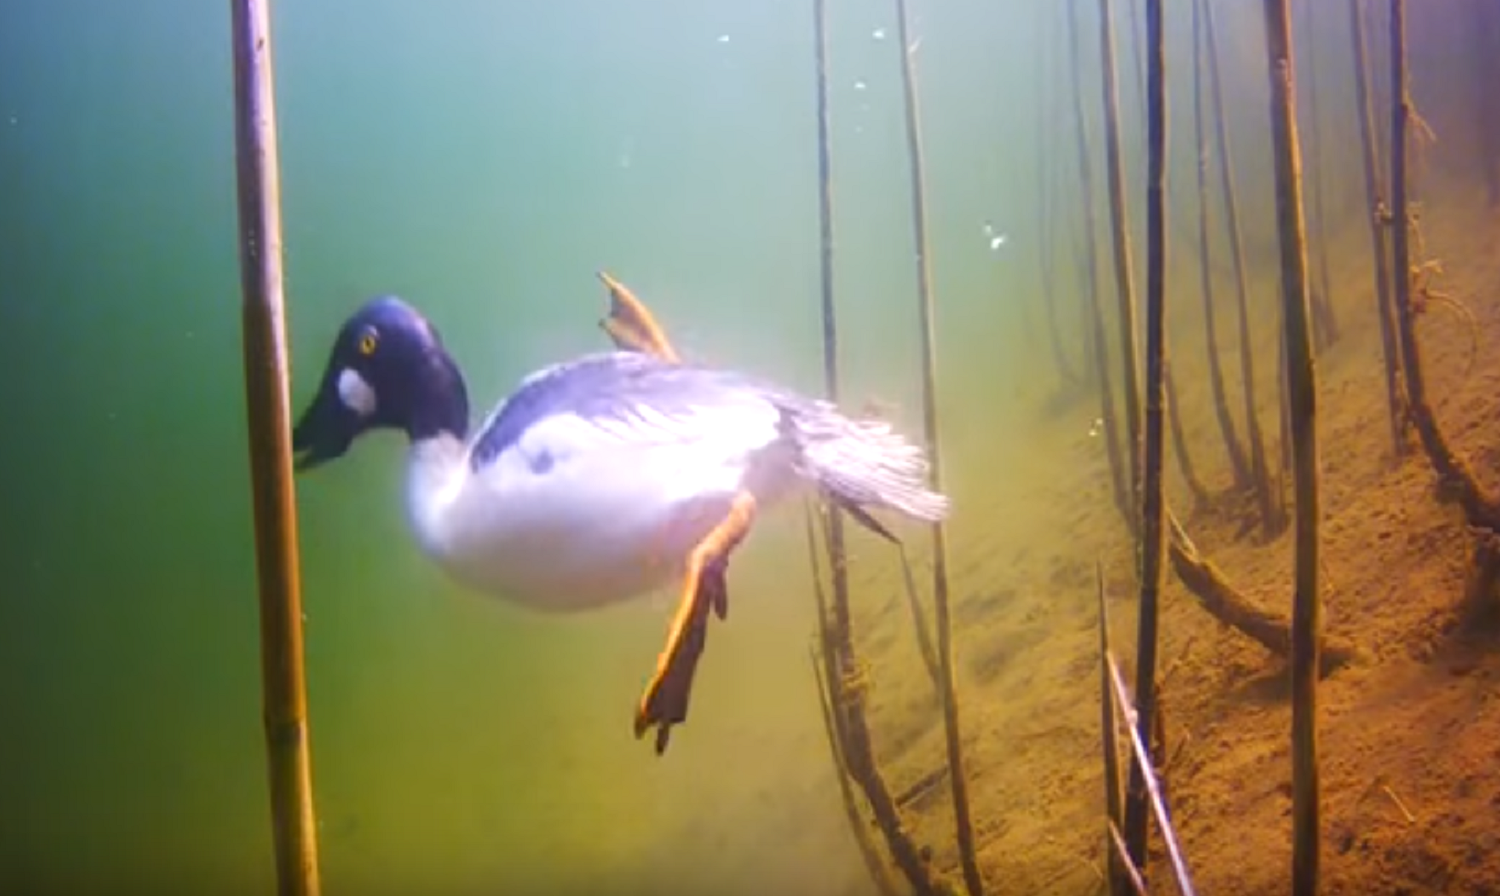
[291, 281, 950, 752]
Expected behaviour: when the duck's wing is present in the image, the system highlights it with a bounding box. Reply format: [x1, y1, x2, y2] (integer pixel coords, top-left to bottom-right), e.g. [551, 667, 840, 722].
[468, 352, 783, 473]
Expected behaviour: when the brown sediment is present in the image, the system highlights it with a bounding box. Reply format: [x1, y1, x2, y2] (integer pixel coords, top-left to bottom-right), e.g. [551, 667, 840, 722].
[1201, 0, 1283, 539]
[230, 0, 322, 892]
[1262, 0, 1324, 892]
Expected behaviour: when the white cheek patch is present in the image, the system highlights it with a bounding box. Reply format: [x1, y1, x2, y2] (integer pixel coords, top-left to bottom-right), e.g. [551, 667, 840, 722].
[337, 368, 378, 417]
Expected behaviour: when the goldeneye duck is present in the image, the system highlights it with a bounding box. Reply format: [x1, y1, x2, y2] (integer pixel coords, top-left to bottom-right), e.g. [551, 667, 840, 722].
[291, 294, 950, 752]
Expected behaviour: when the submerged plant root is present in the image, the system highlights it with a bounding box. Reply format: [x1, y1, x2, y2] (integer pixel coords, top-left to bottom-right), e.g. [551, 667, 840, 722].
[1168, 514, 1357, 674]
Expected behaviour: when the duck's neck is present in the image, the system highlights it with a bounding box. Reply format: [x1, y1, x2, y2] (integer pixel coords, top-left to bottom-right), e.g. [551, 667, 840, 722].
[404, 432, 470, 562]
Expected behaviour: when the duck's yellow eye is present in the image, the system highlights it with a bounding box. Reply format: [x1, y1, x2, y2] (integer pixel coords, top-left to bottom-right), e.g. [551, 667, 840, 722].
[358, 331, 378, 356]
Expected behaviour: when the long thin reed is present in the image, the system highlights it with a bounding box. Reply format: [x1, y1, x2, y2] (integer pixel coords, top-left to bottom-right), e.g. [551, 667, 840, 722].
[1096, 0, 1144, 518]
[1299, 0, 1339, 350]
[1096, 564, 1125, 893]
[1202, 0, 1281, 537]
[1111, 0, 1206, 511]
[1262, 0, 1323, 891]
[806, 510, 903, 896]
[1473, 0, 1500, 205]
[229, 0, 321, 892]
[1349, 0, 1406, 458]
[809, 3, 943, 891]
[1386, 0, 1500, 611]
[1068, 0, 1131, 525]
[1191, 0, 1251, 490]
[1122, 0, 1168, 873]
[891, 2, 981, 892]
[1037, 4, 1084, 393]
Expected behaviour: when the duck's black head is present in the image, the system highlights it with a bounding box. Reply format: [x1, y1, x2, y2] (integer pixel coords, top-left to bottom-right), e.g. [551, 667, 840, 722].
[292, 295, 470, 471]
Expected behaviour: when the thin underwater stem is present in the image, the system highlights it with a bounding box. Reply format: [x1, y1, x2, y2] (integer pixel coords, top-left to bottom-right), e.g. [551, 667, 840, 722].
[1068, 0, 1131, 526]
[1096, 0, 1144, 521]
[1165, 362, 1211, 508]
[1471, 0, 1500, 206]
[807, 3, 943, 892]
[1349, 0, 1407, 459]
[1387, 0, 1500, 574]
[1038, 2, 1084, 394]
[1122, 0, 1168, 874]
[1262, 0, 1323, 891]
[229, 0, 322, 892]
[1299, 0, 1340, 350]
[1203, 0, 1282, 538]
[1191, 0, 1252, 490]
[1096, 563, 1126, 893]
[806, 508, 903, 896]
[891, 0, 982, 891]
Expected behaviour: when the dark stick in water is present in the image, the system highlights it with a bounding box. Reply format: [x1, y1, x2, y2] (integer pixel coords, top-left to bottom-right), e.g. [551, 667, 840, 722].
[1261, 0, 1323, 891]
[1122, 0, 1169, 874]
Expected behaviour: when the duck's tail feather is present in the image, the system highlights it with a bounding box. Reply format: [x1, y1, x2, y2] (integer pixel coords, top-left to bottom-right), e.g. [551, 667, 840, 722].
[775, 398, 951, 528]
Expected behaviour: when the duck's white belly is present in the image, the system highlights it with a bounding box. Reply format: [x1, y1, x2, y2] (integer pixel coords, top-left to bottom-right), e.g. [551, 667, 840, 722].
[407, 434, 783, 613]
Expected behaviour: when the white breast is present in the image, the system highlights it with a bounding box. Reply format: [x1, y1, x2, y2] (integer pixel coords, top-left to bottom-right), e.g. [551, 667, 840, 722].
[402, 407, 796, 613]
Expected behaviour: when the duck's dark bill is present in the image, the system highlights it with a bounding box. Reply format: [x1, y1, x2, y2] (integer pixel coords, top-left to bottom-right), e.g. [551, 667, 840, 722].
[292, 390, 357, 471]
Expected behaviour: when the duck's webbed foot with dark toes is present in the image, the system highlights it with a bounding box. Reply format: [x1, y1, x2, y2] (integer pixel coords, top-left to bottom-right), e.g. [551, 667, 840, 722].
[634, 492, 756, 754]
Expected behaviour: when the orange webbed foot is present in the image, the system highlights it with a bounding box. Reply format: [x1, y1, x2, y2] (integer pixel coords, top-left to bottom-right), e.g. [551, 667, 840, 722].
[633, 494, 754, 754]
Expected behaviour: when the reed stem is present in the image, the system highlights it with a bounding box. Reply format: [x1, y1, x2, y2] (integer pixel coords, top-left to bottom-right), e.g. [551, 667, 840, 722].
[230, 0, 321, 891]
[806, 510, 904, 896]
[1262, 1, 1323, 890]
[1349, 0, 1407, 459]
[890, 1, 981, 891]
[1037, 4, 1084, 394]
[1096, 0, 1144, 521]
[1096, 563, 1126, 894]
[1386, 0, 1500, 610]
[1068, 0, 1130, 526]
[1190, 0, 1252, 491]
[1122, 0, 1168, 873]
[1202, 0, 1282, 538]
[1299, 0, 1339, 350]
[809, 3, 943, 891]
[1473, 0, 1500, 206]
